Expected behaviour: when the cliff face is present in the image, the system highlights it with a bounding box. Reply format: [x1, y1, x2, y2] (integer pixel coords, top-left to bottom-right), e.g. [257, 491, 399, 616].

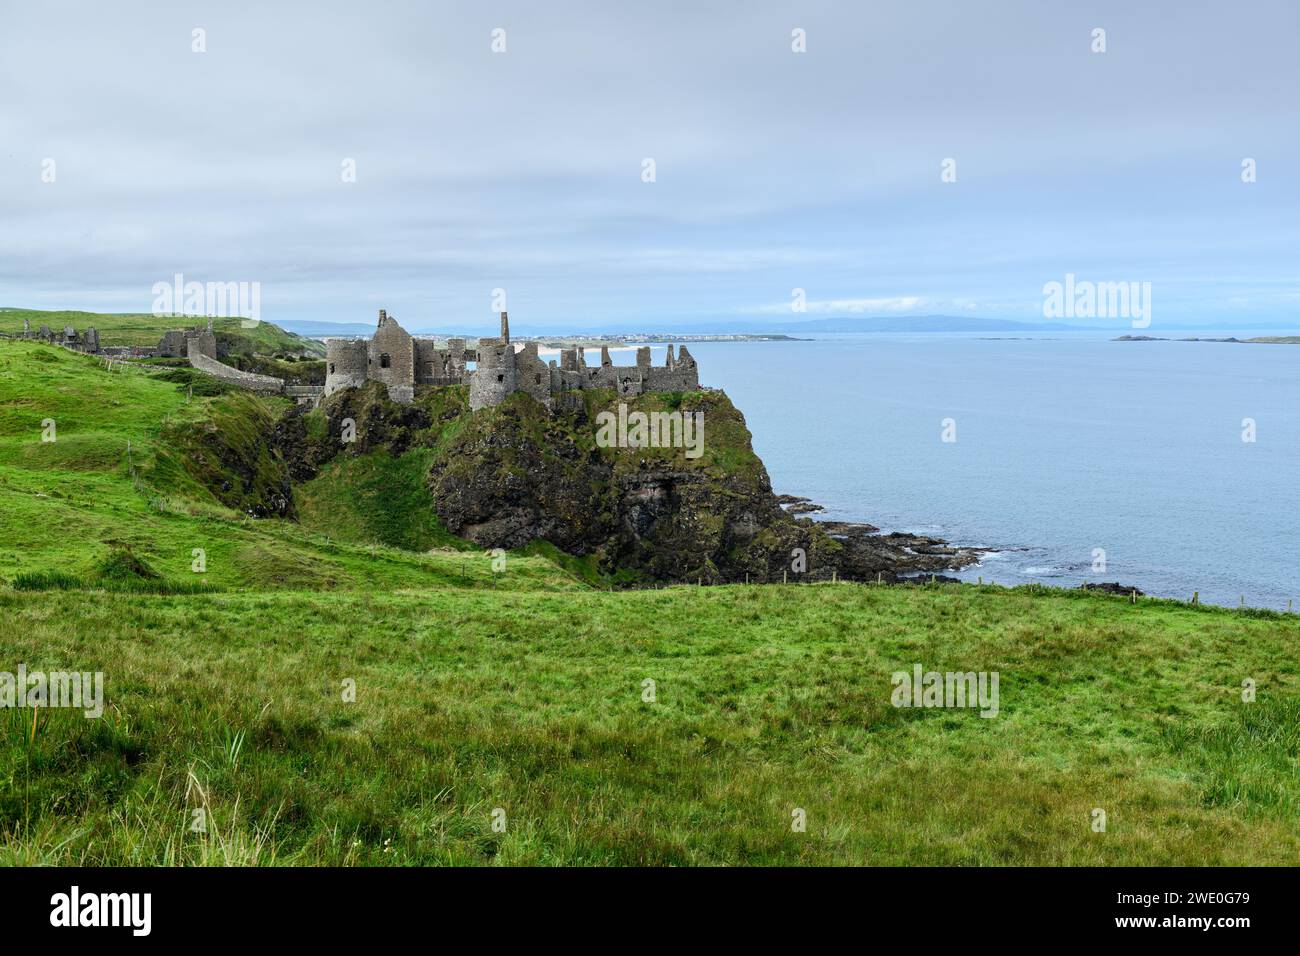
[423, 389, 841, 582]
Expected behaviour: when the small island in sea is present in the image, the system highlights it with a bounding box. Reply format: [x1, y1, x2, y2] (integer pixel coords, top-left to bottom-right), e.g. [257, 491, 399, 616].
[1115, 334, 1300, 344]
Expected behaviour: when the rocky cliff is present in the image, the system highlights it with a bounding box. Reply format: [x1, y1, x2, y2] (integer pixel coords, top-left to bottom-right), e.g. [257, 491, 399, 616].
[267, 382, 980, 584]
[421, 388, 841, 582]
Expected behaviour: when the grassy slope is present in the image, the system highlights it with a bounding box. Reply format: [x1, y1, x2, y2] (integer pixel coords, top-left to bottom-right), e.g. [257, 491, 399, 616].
[296, 449, 471, 552]
[0, 335, 1297, 865]
[0, 340, 576, 591]
[293, 386, 477, 553]
[0, 308, 323, 356]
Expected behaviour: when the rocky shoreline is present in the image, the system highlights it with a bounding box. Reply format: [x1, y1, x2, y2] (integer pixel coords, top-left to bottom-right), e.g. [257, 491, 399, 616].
[778, 496, 989, 581]
[777, 497, 1152, 593]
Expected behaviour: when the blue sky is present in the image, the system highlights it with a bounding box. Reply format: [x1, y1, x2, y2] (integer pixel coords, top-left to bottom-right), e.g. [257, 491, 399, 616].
[2, 0, 1297, 333]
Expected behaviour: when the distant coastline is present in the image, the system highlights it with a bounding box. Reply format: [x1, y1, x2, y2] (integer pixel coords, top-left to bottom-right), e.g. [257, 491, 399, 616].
[1115, 335, 1300, 344]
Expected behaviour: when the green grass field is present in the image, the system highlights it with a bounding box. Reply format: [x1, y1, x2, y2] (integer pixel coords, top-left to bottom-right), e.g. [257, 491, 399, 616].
[0, 337, 1296, 865]
[0, 307, 323, 356]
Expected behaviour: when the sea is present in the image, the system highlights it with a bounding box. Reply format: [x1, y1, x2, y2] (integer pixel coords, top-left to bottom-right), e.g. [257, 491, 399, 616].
[643, 332, 1299, 610]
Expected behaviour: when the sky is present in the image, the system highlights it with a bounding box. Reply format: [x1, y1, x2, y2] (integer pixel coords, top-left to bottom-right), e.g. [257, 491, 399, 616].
[2, 0, 1298, 334]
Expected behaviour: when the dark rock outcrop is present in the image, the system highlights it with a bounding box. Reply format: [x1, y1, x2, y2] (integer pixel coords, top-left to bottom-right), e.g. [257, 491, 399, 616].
[1079, 582, 1145, 596]
[422, 389, 834, 581]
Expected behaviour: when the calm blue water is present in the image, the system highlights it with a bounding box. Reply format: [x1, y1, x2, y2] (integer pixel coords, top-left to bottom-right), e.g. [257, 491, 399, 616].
[648, 333, 1299, 610]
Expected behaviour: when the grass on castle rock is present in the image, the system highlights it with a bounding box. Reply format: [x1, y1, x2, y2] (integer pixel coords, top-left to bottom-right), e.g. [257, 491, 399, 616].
[0, 335, 1297, 865]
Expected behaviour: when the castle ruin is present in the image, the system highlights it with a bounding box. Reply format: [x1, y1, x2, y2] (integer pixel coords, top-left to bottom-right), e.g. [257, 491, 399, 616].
[15, 316, 216, 361]
[325, 310, 700, 410]
[156, 321, 217, 360]
[12, 307, 699, 412]
[18, 320, 100, 353]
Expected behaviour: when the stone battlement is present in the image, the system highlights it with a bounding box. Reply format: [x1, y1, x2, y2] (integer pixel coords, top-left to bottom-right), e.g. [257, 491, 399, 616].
[324, 310, 701, 409]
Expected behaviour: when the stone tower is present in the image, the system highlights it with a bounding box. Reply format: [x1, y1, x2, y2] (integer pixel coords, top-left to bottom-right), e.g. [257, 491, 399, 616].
[468, 336, 516, 410]
[499, 310, 509, 343]
[324, 339, 369, 395]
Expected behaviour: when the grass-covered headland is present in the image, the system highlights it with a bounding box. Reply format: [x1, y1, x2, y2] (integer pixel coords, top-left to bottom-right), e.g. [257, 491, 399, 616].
[0, 336, 1296, 865]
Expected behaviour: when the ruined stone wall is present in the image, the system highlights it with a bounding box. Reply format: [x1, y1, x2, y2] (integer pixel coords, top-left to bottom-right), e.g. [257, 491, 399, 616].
[642, 367, 699, 391]
[514, 343, 552, 407]
[156, 327, 216, 360]
[414, 340, 469, 386]
[614, 367, 646, 396]
[414, 340, 441, 383]
[631, 345, 698, 393]
[188, 341, 284, 393]
[584, 365, 621, 390]
[642, 344, 698, 391]
[447, 338, 469, 376]
[157, 330, 189, 358]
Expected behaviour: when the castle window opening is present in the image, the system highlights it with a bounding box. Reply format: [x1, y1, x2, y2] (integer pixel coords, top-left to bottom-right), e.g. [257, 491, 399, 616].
[497, 374, 504, 383]
[329, 363, 335, 374]
[380, 354, 391, 369]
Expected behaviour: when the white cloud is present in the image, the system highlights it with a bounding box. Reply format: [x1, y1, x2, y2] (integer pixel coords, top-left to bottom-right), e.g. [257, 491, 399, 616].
[1, 0, 1297, 328]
